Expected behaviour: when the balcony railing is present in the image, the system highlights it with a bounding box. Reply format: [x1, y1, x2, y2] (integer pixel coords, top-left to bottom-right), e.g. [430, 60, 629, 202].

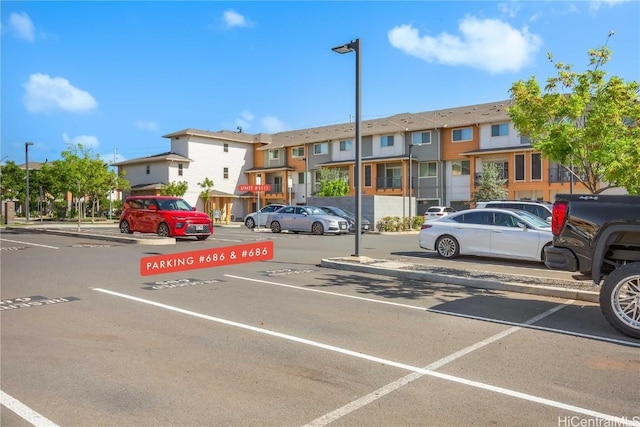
[376, 177, 402, 190]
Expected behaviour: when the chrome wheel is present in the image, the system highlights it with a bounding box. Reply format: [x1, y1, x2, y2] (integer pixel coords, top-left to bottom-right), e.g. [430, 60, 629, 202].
[600, 263, 640, 339]
[436, 235, 459, 259]
[245, 217, 255, 229]
[157, 223, 171, 237]
[271, 221, 282, 233]
[120, 220, 132, 234]
[312, 222, 324, 235]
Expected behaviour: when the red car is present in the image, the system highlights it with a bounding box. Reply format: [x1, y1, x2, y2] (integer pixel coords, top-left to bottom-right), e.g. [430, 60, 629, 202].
[119, 196, 213, 240]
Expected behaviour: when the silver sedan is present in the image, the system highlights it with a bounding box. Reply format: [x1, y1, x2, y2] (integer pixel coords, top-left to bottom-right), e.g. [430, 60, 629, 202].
[419, 208, 552, 262]
[267, 206, 349, 235]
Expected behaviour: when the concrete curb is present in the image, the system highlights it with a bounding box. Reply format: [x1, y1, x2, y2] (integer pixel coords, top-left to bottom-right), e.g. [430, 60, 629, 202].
[320, 258, 600, 303]
[5, 226, 176, 245]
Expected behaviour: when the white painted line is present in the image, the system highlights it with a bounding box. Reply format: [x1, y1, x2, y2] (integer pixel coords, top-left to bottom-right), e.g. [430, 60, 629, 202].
[1, 390, 60, 427]
[225, 274, 640, 348]
[305, 302, 571, 426]
[92, 288, 639, 427]
[0, 238, 59, 249]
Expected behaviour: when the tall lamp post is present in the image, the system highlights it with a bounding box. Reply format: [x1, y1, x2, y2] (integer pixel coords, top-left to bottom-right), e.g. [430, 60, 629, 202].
[332, 38, 361, 257]
[408, 142, 422, 219]
[25, 142, 34, 222]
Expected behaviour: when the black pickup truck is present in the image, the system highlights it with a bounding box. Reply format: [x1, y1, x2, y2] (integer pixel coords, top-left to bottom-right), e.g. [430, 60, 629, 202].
[544, 194, 640, 339]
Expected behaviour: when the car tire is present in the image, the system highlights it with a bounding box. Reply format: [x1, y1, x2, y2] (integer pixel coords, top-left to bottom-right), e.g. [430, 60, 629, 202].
[120, 220, 133, 234]
[312, 222, 324, 235]
[157, 223, 171, 237]
[271, 221, 282, 233]
[196, 235, 209, 241]
[599, 262, 640, 339]
[245, 217, 255, 229]
[435, 235, 460, 259]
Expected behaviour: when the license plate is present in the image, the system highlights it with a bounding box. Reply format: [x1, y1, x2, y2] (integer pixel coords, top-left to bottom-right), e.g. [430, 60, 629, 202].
[340, 224, 347, 229]
[363, 225, 369, 230]
[196, 225, 204, 231]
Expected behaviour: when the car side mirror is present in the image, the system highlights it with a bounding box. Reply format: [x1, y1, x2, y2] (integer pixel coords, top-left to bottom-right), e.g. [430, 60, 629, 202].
[192, 207, 196, 211]
[149, 205, 158, 211]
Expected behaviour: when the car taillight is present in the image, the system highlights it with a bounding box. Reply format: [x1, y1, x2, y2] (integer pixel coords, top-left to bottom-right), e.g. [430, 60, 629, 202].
[551, 201, 568, 236]
[421, 224, 433, 230]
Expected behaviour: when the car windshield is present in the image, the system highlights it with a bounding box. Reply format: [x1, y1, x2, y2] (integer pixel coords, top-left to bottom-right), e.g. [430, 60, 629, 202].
[304, 207, 326, 215]
[515, 210, 551, 228]
[326, 207, 352, 217]
[159, 199, 192, 211]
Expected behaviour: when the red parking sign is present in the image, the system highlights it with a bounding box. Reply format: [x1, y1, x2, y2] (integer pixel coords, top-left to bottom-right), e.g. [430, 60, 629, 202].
[140, 241, 274, 276]
[237, 184, 272, 192]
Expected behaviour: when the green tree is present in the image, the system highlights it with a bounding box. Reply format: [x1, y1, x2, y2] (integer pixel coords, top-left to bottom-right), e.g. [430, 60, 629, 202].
[198, 177, 215, 216]
[508, 36, 640, 194]
[316, 168, 349, 197]
[161, 181, 188, 197]
[43, 144, 129, 227]
[471, 163, 508, 203]
[0, 161, 26, 204]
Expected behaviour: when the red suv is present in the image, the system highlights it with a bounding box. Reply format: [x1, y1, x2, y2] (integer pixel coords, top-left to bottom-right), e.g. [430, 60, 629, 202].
[119, 196, 213, 240]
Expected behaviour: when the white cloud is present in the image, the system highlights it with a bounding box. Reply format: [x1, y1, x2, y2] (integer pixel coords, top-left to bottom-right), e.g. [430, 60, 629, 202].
[261, 116, 287, 133]
[590, 0, 629, 12]
[23, 73, 98, 113]
[62, 132, 100, 149]
[235, 110, 254, 131]
[388, 16, 542, 74]
[135, 120, 160, 132]
[9, 12, 35, 42]
[498, 2, 520, 18]
[223, 9, 251, 28]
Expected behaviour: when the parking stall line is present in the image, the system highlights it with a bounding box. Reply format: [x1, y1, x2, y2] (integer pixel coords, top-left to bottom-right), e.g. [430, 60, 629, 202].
[226, 274, 640, 347]
[92, 288, 639, 427]
[1, 390, 60, 427]
[0, 238, 59, 249]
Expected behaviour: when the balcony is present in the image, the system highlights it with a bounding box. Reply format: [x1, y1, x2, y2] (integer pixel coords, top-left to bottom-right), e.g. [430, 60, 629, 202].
[376, 177, 402, 190]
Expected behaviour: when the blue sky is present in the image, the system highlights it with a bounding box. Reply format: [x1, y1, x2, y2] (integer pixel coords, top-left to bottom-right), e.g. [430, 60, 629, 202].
[2, 1, 639, 166]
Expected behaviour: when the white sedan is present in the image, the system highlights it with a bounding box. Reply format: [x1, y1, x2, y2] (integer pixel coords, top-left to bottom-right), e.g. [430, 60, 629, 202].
[419, 208, 552, 262]
[267, 206, 349, 235]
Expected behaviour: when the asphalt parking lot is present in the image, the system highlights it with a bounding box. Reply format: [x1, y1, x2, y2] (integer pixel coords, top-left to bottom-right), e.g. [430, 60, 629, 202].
[1, 226, 638, 426]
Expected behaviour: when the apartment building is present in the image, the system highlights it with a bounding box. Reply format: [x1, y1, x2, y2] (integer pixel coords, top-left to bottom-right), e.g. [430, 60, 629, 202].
[116, 99, 592, 221]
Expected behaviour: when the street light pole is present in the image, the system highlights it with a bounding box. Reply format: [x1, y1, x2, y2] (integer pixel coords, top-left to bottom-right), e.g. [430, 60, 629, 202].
[332, 38, 361, 257]
[25, 142, 34, 222]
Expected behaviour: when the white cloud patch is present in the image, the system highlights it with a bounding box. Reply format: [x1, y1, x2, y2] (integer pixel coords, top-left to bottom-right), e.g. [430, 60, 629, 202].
[62, 132, 100, 149]
[261, 116, 287, 133]
[23, 73, 98, 113]
[388, 16, 542, 74]
[589, 0, 629, 12]
[9, 12, 35, 42]
[135, 120, 160, 132]
[223, 9, 251, 28]
[234, 110, 254, 132]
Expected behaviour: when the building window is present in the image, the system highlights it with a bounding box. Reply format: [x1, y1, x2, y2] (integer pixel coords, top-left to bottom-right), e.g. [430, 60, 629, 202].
[314, 143, 328, 155]
[292, 146, 305, 157]
[381, 135, 394, 147]
[485, 162, 509, 180]
[223, 167, 229, 179]
[224, 143, 229, 152]
[364, 164, 371, 187]
[452, 160, 470, 176]
[339, 140, 352, 151]
[411, 131, 431, 145]
[419, 162, 437, 178]
[178, 164, 183, 176]
[298, 172, 305, 183]
[515, 154, 525, 181]
[531, 152, 542, 180]
[452, 127, 472, 142]
[269, 150, 280, 160]
[491, 123, 509, 137]
[146, 165, 150, 175]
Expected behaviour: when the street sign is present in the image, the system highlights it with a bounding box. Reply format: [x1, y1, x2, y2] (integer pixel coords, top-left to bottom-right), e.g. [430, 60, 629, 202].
[237, 184, 272, 192]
